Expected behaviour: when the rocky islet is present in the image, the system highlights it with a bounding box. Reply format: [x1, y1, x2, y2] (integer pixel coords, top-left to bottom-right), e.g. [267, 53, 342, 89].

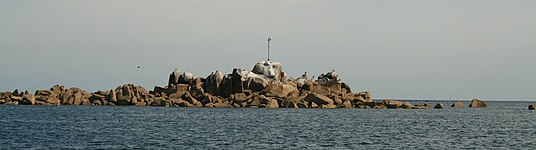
[0, 61, 490, 109]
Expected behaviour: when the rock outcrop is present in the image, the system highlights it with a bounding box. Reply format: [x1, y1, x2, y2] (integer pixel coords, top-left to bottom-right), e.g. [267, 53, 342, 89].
[469, 99, 487, 108]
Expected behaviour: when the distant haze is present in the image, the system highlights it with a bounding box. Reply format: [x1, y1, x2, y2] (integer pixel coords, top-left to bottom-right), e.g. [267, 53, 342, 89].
[1, 0, 535, 100]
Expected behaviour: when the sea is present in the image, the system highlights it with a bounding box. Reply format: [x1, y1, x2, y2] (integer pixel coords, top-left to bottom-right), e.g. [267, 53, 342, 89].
[1, 100, 536, 149]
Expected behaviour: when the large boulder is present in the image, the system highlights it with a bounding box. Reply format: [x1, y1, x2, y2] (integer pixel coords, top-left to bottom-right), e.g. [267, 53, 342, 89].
[0, 92, 9, 104]
[169, 84, 189, 99]
[354, 91, 371, 103]
[114, 84, 150, 106]
[233, 93, 249, 103]
[46, 97, 61, 105]
[245, 74, 269, 92]
[262, 82, 299, 98]
[107, 89, 117, 102]
[529, 105, 535, 110]
[401, 102, 412, 109]
[205, 71, 224, 96]
[168, 68, 181, 86]
[252, 61, 283, 81]
[265, 98, 279, 108]
[34, 85, 65, 105]
[469, 99, 487, 108]
[231, 68, 248, 93]
[58, 87, 91, 105]
[49, 85, 64, 97]
[294, 72, 309, 88]
[451, 101, 464, 108]
[280, 96, 305, 108]
[302, 79, 349, 96]
[341, 83, 352, 94]
[168, 68, 194, 85]
[220, 75, 234, 98]
[434, 103, 445, 109]
[151, 97, 170, 107]
[12, 89, 20, 96]
[300, 70, 352, 96]
[60, 90, 73, 105]
[383, 100, 403, 109]
[213, 102, 231, 108]
[302, 81, 329, 96]
[20, 91, 35, 105]
[89, 92, 107, 105]
[81, 99, 92, 106]
[318, 70, 341, 83]
[178, 72, 194, 84]
[184, 92, 203, 107]
[342, 100, 353, 108]
[190, 78, 204, 91]
[304, 93, 334, 106]
[69, 92, 82, 105]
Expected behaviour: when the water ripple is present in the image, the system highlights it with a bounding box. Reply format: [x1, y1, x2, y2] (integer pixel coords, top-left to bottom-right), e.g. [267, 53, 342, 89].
[1, 101, 536, 149]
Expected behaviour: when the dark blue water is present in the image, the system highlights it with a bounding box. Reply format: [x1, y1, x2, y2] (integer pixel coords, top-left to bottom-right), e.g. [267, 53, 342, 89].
[1, 101, 536, 149]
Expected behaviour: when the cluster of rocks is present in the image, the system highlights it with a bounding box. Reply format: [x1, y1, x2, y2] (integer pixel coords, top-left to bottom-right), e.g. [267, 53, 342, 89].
[0, 86, 93, 106]
[150, 61, 374, 108]
[430, 99, 487, 109]
[0, 61, 490, 109]
[351, 99, 487, 110]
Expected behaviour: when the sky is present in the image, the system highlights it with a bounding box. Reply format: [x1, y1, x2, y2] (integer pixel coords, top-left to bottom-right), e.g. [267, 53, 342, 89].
[1, 0, 535, 100]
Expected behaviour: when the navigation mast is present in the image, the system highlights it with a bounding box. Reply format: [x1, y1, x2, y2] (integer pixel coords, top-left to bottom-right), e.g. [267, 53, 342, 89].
[267, 37, 271, 61]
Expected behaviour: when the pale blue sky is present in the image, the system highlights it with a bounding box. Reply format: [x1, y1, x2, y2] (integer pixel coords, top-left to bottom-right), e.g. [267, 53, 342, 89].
[1, 0, 535, 100]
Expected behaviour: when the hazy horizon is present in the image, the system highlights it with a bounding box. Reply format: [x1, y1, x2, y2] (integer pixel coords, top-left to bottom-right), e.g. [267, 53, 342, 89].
[1, 0, 535, 100]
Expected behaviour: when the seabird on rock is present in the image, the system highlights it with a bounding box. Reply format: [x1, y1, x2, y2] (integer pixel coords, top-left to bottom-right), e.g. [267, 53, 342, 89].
[301, 72, 308, 78]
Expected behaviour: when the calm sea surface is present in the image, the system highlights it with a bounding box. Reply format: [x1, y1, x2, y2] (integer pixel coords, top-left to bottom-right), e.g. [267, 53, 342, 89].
[1, 101, 536, 149]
